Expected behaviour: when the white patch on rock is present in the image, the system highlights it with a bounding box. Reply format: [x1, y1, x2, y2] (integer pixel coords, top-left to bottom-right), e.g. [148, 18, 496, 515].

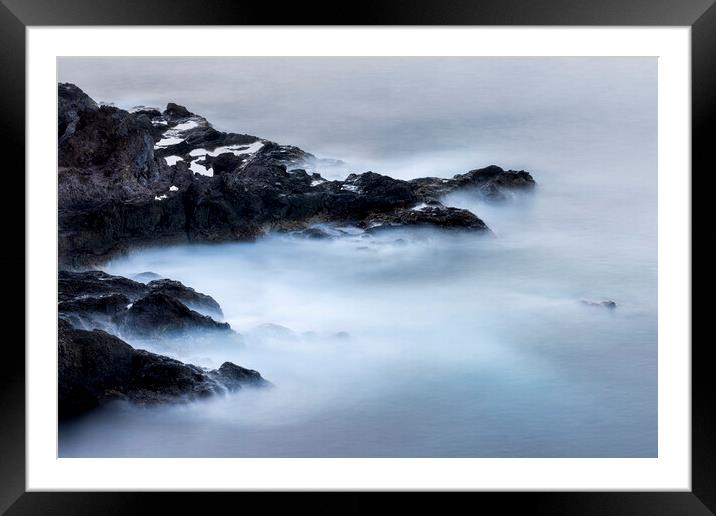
[155, 136, 184, 148]
[340, 184, 360, 192]
[154, 118, 203, 149]
[172, 120, 199, 132]
[130, 105, 158, 113]
[169, 185, 179, 192]
[154, 194, 168, 201]
[164, 155, 183, 166]
[311, 179, 327, 187]
[189, 140, 264, 159]
[189, 159, 214, 177]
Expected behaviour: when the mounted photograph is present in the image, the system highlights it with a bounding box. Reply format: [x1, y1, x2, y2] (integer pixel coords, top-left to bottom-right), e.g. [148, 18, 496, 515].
[56, 56, 657, 459]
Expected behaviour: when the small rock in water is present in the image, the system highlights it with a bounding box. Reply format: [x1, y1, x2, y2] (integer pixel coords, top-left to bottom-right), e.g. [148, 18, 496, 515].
[253, 323, 296, 339]
[580, 299, 617, 309]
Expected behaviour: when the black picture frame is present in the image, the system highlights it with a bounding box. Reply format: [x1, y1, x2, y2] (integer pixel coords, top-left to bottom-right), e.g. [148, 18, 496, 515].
[1, 0, 708, 513]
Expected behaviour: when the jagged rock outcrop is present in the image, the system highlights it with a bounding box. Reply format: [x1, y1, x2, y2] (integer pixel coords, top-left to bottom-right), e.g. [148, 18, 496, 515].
[58, 318, 267, 418]
[360, 203, 490, 232]
[115, 292, 231, 338]
[57, 83, 536, 265]
[209, 362, 267, 390]
[58, 271, 267, 417]
[409, 165, 536, 202]
[147, 279, 223, 317]
[58, 270, 148, 302]
[58, 270, 226, 332]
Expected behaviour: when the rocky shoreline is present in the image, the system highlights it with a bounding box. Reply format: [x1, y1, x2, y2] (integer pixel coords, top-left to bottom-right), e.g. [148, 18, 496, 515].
[58, 83, 535, 267]
[58, 270, 268, 418]
[57, 83, 536, 417]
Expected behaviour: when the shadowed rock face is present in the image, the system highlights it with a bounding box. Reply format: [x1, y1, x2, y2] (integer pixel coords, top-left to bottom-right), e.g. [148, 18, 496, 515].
[58, 270, 226, 334]
[360, 204, 491, 232]
[58, 319, 268, 418]
[410, 165, 536, 201]
[116, 292, 231, 338]
[57, 83, 536, 266]
[58, 271, 269, 418]
[147, 279, 223, 318]
[58, 270, 148, 302]
[209, 362, 267, 390]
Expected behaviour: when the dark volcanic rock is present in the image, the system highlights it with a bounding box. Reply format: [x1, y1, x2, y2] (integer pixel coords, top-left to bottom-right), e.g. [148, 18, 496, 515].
[361, 204, 490, 232]
[59, 270, 228, 334]
[147, 278, 223, 317]
[58, 318, 267, 418]
[58, 103, 160, 177]
[58, 84, 537, 265]
[59, 293, 131, 331]
[410, 165, 536, 202]
[116, 292, 231, 338]
[58, 270, 148, 303]
[209, 362, 269, 391]
[209, 153, 243, 175]
[133, 107, 162, 118]
[58, 82, 98, 145]
[59, 293, 131, 316]
[452, 166, 536, 200]
[255, 141, 315, 168]
[164, 102, 193, 119]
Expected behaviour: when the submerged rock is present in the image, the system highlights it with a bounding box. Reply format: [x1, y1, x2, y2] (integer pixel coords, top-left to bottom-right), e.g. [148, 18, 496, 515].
[580, 299, 617, 309]
[58, 319, 267, 418]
